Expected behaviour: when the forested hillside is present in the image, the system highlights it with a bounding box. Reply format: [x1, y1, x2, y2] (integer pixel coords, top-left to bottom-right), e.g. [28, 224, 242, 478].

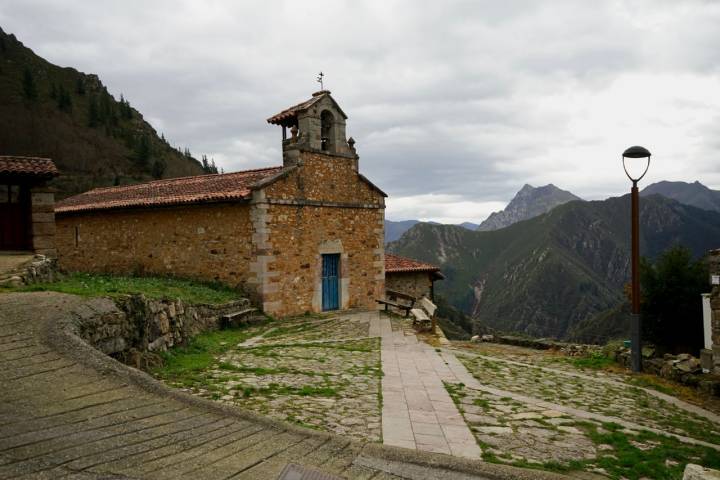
[0, 27, 210, 198]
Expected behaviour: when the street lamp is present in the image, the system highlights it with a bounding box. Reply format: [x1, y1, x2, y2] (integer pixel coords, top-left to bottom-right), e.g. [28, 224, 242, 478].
[622, 145, 651, 373]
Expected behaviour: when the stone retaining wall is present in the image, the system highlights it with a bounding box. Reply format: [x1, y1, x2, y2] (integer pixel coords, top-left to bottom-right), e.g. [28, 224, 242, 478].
[67, 294, 251, 368]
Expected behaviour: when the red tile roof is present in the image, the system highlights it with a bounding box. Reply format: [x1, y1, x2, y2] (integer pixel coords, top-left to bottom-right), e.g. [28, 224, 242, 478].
[56, 166, 283, 214]
[0, 156, 59, 177]
[385, 253, 440, 273]
[267, 90, 347, 127]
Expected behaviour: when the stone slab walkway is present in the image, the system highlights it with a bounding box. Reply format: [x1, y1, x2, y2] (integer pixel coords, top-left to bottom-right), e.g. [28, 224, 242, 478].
[374, 315, 481, 459]
[0, 292, 567, 480]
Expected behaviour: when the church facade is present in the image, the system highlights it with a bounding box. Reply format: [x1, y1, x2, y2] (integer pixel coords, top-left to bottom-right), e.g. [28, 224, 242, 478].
[55, 91, 386, 316]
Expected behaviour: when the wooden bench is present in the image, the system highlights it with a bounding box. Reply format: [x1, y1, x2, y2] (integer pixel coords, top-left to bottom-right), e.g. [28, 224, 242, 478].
[376, 289, 417, 317]
[220, 307, 258, 329]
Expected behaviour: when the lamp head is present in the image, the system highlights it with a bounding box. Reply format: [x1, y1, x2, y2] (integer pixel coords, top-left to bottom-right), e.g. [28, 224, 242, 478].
[622, 145, 651, 183]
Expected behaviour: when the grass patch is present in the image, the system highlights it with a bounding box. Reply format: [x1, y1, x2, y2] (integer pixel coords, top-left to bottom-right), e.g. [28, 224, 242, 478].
[12, 272, 241, 304]
[627, 375, 679, 396]
[567, 352, 616, 370]
[153, 326, 268, 378]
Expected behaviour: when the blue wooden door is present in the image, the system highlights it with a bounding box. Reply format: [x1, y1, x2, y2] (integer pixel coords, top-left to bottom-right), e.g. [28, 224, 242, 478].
[322, 254, 340, 311]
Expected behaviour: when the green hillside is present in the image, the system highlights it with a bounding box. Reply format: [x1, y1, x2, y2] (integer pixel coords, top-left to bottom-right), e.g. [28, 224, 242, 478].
[0, 27, 206, 198]
[388, 195, 720, 341]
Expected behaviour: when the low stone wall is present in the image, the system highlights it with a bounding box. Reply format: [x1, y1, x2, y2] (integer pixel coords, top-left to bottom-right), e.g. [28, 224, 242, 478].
[479, 334, 603, 356]
[66, 294, 252, 369]
[0, 254, 59, 287]
[613, 348, 720, 396]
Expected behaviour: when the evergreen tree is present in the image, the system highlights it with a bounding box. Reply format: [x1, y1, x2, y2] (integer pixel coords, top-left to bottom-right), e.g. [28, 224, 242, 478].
[22, 67, 37, 101]
[640, 245, 709, 354]
[0, 36, 6, 53]
[134, 134, 151, 167]
[119, 94, 133, 120]
[151, 159, 166, 179]
[49, 83, 58, 100]
[201, 154, 209, 172]
[210, 158, 218, 174]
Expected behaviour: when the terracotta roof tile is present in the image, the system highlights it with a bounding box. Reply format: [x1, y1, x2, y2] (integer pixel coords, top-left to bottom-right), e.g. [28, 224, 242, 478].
[385, 253, 440, 273]
[267, 91, 328, 126]
[0, 156, 59, 177]
[56, 166, 283, 214]
[267, 90, 347, 126]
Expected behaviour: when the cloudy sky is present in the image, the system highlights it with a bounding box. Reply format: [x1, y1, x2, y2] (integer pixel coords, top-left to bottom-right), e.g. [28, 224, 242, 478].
[2, 1, 720, 223]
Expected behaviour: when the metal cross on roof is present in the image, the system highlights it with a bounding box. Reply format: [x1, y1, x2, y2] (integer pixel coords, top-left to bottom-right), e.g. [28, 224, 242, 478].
[316, 71, 324, 90]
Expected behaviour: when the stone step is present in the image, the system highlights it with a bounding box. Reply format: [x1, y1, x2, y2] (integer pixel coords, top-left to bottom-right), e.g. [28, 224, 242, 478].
[220, 307, 260, 329]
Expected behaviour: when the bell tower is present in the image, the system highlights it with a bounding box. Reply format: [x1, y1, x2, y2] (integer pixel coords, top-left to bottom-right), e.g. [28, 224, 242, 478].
[267, 91, 358, 169]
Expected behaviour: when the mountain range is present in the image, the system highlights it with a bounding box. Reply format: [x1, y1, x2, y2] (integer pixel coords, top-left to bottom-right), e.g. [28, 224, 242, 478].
[477, 184, 582, 231]
[385, 183, 581, 243]
[0, 27, 205, 198]
[388, 194, 720, 341]
[642, 180, 720, 213]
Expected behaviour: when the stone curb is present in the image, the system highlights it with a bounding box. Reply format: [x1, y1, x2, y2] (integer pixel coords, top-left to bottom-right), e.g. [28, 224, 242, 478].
[41, 296, 571, 480]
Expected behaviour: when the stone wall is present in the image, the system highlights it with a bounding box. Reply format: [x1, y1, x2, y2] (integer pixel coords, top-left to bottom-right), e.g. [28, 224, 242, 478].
[68, 294, 250, 368]
[30, 187, 56, 257]
[56, 203, 254, 288]
[386, 271, 433, 300]
[250, 151, 385, 316]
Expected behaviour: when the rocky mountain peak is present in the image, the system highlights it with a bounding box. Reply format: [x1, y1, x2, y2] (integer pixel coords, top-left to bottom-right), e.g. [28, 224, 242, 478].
[477, 184, 582, 231]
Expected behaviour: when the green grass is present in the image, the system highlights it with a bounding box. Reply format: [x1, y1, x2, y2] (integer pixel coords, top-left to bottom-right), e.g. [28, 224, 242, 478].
[154, 326, 268, 378]
[567, 352, 616, 370]
[10, 272, 241, 304]
[626, 376, 678, 396]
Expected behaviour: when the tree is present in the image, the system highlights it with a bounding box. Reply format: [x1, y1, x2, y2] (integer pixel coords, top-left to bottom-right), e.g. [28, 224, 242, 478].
[151, 159, 166, 179]
[134, 134, 151, 167]
[640, 245, 710, 354]
[201, 154, 209, 171]
[22, 67, 37, 101]
[119, 94, 133, 120]
[49, 83, 58, 100]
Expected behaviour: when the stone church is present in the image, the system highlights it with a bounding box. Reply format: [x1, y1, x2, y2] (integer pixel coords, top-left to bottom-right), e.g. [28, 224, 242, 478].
[55, 91, 387, 316]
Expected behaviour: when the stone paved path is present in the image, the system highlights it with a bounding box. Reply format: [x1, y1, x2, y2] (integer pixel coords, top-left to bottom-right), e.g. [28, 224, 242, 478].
[0, 292, 566, 480]
[446, 349, 720, 451]
[374, 316, 481, 459]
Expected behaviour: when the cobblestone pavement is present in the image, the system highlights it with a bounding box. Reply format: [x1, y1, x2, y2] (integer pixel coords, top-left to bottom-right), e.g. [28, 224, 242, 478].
[0, 292, 572, 480]
[440, 343, 720, 475]
[172, 314, 382, 442]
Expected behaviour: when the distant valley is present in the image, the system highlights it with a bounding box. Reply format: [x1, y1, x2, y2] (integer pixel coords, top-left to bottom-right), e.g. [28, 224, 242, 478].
[389, 192, 720, 342]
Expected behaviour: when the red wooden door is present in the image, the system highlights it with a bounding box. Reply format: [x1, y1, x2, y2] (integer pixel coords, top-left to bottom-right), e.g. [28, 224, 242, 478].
[0, 184, 30, 250]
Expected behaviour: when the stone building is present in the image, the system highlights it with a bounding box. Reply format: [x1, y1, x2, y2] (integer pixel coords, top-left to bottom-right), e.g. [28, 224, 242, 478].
[55, 91, 387, 317]
[0, 156, 58, 256]
[385, 253, 444, 300]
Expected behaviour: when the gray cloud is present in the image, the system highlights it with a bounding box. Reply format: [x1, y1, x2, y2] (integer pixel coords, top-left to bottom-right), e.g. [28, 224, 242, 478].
[1, 0, 719, 222]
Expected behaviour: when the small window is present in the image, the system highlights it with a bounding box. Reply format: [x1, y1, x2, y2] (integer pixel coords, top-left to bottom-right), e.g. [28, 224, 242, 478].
[74, 226, 80, 247]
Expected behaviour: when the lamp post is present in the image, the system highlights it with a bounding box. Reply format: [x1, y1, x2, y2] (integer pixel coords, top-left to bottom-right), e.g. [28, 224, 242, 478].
[622, 145, 651, 373]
